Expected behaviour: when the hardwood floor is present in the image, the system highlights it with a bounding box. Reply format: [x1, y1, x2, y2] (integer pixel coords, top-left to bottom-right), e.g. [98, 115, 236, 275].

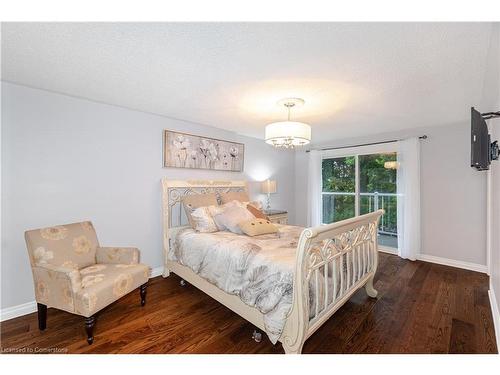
[1, 253, 497, 354]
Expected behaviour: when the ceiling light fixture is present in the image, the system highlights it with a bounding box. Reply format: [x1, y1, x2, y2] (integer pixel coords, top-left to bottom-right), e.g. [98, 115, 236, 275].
[265, 98, 311, 149]
[384, 161, 399, 169]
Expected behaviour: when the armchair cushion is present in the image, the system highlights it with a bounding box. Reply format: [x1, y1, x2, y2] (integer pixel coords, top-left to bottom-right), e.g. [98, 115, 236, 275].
[32, 264, 82, 313]
[96, 247, 140, 265]
[25, 221, 99, 269]
[75, 263, 150, 316]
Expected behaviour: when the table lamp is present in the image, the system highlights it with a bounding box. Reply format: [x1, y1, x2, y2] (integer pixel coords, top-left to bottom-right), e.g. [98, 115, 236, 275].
[261, 180, 277, 210]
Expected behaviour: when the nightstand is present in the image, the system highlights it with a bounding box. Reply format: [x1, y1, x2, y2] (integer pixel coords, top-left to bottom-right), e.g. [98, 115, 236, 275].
[263, 209, 288, 225]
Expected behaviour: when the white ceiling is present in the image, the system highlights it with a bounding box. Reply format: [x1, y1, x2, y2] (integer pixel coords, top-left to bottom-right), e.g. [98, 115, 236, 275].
[1, 22, 495, 142]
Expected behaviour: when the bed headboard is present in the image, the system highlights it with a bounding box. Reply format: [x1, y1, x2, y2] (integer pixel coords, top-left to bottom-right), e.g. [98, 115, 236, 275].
[160, 178, 248, 276]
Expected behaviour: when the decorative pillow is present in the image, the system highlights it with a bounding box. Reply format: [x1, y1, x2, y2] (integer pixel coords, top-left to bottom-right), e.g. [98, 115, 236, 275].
[221, 199, 246, 209]
[213, 206, 255, 234]
[220, 191, 250, 204]
[239, 219, 278, 237]
[182, 193, 218, 228]
[190, 206, 219, 233]
[246, 204, 269, 220]
[246, 200, 263, 210]
[208, 200, 243, 231]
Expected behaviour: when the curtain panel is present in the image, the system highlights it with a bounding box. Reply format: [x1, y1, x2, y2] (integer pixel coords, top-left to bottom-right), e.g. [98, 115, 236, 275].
[397, 137, 421, 260]
[307, 150, 322, 227]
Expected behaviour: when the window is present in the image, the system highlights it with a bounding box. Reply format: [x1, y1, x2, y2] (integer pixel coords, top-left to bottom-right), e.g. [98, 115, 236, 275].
[322, 156, 355, 224]
[321, 146, 398, 250]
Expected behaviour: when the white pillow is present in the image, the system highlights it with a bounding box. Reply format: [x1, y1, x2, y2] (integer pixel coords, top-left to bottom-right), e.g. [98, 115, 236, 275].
[222, 200, 247, 209]
[213, 205, 256, 234]
[208, 200, 247, 230]
[190, 200, 250, 233]
[190, 206, 219, 233]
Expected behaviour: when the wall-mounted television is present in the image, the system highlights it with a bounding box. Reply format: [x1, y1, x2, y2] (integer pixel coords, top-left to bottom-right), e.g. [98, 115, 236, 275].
[471, 107, 498, 171]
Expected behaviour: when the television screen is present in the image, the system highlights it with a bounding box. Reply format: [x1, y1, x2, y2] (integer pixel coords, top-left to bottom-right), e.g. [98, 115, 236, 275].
[471, 107, 491, 170]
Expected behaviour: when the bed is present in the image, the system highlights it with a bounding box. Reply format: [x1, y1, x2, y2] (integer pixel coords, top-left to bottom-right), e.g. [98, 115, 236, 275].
[161, 179, 383, 354]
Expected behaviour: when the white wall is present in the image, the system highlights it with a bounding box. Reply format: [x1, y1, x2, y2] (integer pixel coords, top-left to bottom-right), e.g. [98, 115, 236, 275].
[0, 82, 296, 310]
[489, 120, 500, 343]
[482, 23, 500, 334]
[295, 122, 487, 266]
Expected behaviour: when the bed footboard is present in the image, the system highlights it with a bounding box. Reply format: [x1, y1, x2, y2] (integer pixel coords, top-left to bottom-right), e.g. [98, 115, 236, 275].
[280, 210, 384, 354]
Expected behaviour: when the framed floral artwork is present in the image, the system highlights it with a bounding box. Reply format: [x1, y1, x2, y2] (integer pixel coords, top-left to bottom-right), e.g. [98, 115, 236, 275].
[163, 130, 245, 172]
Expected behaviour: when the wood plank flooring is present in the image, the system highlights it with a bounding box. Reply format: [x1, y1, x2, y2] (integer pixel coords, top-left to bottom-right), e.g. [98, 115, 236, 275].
[1, 253, 497, 354]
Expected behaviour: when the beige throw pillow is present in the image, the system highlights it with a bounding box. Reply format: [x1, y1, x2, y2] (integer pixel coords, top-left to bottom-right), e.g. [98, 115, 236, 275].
[246, 200, 263, 210]
[239, 219, 278, 237]
[246, 204, 268, 220]
[220, 191, 250, 204]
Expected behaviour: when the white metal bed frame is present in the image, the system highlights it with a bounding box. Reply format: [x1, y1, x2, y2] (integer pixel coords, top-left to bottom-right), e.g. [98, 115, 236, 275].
[161, 178, 384, 354]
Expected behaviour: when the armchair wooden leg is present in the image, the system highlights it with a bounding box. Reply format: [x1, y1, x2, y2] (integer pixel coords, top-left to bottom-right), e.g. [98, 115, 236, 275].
[37, 303, 47, 331]
[140, 283, 148, 306]
[85, 315, 96, 345]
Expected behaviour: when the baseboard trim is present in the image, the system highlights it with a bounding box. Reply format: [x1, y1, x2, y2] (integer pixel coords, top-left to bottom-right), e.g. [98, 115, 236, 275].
[0, 301, 38, 322]
[488, 281, 500, 351]
[150, 266, 163, 278]
[0, 265, 165, 322]
[416, 254, 487, 274]
[378, 247, 398, 255]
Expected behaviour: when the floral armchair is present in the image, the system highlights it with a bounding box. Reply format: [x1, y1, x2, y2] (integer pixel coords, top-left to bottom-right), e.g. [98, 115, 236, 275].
[25, 221, 150, 344]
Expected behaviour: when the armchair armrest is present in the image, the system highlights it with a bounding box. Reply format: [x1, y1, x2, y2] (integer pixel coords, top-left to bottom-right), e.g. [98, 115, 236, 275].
[32, 264, 82, 310]
[96, 247, 140, 265]
[33, 264, 82, 292]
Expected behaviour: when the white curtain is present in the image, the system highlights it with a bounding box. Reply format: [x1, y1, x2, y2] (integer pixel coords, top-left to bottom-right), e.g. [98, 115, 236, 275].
[307, 150, 322, 227]
[397, 137, 421, 260]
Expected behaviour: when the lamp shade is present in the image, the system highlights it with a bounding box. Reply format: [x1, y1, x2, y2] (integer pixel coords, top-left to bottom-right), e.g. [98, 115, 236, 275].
[261, 180, 277, 194]
[384, 161, 399, 170]
[265, 121, 311, 148]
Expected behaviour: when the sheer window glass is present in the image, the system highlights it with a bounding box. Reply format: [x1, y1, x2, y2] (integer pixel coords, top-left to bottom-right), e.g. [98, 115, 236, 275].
[322, 157, 355, 224]
[321, 151, 398, 250]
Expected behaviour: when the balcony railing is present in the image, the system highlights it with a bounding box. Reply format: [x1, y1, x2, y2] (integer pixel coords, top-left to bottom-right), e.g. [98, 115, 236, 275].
[321, 191, 397, 235]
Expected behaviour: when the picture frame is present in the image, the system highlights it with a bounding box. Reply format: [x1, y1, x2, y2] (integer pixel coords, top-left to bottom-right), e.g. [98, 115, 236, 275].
[163, 130, 245, 172]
